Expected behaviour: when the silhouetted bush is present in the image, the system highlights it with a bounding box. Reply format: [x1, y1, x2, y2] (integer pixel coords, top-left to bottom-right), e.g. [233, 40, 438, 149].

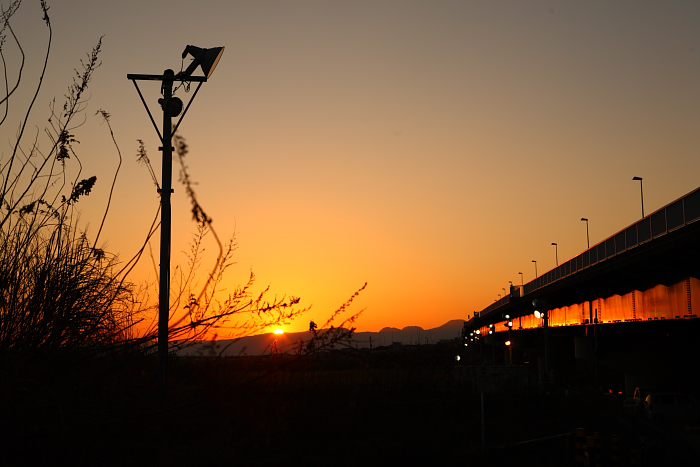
[0, 2, 134, 357]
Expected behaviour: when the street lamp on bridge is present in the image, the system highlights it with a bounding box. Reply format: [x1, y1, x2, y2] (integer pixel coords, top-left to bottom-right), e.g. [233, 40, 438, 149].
[533, 298, 550, 388]
[581, 218, 589, 249]
[519, 272, 524, 285]
[551, 242, 558, 266]
[633, 176, 644, 218]
[532, 260, 538, 278]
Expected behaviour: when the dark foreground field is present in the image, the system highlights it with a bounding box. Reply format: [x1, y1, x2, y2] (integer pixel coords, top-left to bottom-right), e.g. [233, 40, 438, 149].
[1, 345, 698, 466]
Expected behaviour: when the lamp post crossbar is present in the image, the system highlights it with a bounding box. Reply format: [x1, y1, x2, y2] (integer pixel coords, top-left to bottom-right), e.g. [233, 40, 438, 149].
[127, 73, 208, 82]
[129, 78, 206, 143]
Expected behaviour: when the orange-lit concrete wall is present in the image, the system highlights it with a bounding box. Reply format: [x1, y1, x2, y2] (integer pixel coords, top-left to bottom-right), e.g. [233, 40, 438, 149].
[489, 277, 699, 332]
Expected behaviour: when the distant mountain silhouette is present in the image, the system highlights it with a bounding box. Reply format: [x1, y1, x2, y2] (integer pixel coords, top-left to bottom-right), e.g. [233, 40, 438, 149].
[178, 319, 465, 357]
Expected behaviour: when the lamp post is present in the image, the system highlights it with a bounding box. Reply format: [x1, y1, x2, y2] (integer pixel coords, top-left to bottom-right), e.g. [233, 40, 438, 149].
[633, 176, 644, 218]
[519, 272, 524, 285]
[127, 45, 224, 392]
[502, 287, 506, 297]
[533, 299, 549, 389]
[581, 218, 589, 248]
[505, 314, 513, 366]
[532, 260, 538, 278]
[476, 329, 483, 364]
[551, 242, 558, 266]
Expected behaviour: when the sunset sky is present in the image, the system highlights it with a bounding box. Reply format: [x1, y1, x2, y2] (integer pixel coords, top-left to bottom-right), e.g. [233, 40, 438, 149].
[4, 0, 700, 334]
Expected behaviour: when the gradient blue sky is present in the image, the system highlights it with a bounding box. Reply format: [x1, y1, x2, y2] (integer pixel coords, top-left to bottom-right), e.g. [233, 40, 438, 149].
[4, 0, 700, 333]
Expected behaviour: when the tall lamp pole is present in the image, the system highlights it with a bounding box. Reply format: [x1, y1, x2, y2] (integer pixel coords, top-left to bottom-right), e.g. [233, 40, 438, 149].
[532, 260, 538, 278]
[581, 218, 589, 248]
[159, 73, 174, 384]
[519, 272, 524, 285]
[533, 299, 549, 389]
[551, 242, 558, 266]
[127, 45, 224, 391]
[633, 176, 644, 218]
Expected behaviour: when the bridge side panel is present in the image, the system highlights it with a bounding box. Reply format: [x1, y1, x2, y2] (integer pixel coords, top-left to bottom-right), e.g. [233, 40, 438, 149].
[640, 284, 670, 320]
[692, 277, 700, 318]
[505, 278, 697, 331]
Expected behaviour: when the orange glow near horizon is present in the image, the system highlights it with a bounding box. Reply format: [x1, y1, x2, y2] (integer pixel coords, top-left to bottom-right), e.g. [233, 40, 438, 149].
[8, 1, 699, 335]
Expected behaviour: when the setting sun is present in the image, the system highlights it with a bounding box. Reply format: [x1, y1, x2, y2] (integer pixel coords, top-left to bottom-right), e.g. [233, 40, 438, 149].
[273, 328, 284, 335]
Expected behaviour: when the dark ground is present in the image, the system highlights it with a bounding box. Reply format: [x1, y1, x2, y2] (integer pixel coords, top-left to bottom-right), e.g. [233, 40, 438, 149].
[1, 343, 698, 466]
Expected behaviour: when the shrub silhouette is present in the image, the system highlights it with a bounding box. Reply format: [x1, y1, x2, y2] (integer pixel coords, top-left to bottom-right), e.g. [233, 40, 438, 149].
[0, 2, 133, 356]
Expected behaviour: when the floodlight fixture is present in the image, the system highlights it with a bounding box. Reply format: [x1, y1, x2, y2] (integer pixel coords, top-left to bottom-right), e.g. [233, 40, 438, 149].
[178, 45, 225, 79]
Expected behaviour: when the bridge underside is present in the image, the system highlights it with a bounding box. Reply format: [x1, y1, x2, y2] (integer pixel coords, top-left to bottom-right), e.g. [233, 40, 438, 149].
[467, 318, 700, 394]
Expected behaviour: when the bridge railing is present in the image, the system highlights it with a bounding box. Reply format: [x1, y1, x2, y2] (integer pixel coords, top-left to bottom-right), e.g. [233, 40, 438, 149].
[523, 186, 700, 296]
[480, 295, 511, 316]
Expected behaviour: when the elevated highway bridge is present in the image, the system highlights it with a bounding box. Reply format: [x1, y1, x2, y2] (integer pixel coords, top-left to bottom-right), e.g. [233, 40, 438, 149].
[465, 186, 700, 335]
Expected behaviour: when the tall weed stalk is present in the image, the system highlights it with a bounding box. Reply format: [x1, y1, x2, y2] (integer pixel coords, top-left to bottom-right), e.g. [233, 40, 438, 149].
[0, 2, 135, 358]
